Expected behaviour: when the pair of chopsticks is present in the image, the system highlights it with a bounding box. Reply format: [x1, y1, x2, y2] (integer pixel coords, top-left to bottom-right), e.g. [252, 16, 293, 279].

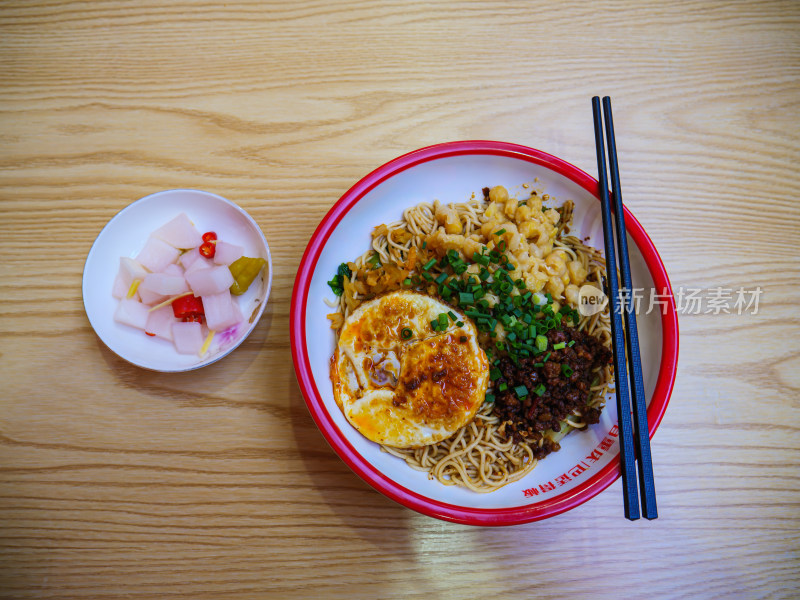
[591, 97, 657, 520]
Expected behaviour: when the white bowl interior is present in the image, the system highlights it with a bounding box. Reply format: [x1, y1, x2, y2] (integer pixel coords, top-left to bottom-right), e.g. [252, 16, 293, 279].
[83, 189, 273, 372]
[305, 154, 662, 510]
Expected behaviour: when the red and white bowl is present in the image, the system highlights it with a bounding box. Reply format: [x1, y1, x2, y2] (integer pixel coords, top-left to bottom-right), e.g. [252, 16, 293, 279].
[291, 141, 678, 525]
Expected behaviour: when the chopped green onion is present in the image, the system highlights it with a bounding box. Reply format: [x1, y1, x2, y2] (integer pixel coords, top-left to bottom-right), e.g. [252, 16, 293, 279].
[535, 335, 548, 352]
[490, 368, 501, 381]
[553, 342, 566, 350]
[459, 292, 474, 304]
[561, 364, 574, 377]
[430, 319, 440, 331]
[367, 253, 382, 268]
[423, 258, 437, 271]
[484, 393, 495, 404]
[460, 335, 467, 343]
[401, 327, 413, 340]
[514, 385, 529, 398]
[438, 313, 449, 328]
[568, 340, 576, 347]
[403, 278, 412, 286]
[473, 252, 490, 266]
[534, 384, 546, 397]
[465, 310, 492, 319]
[456, 320, 464, 327]
[422, 241, 427, 249]
[422, 272, 434, 281]
[542, 351, 551, 363]
[534, 362, 544, 368]
[494, 229, 506, 236]
[435, 272, 448, 284]
[499, 382, 508, 392]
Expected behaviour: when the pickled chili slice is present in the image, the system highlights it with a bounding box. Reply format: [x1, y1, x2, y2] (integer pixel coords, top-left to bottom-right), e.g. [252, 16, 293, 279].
[229, 256, 266, 295]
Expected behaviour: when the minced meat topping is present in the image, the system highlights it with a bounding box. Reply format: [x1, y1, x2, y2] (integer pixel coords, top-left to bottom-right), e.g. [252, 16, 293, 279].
[491, 326, 613, 459]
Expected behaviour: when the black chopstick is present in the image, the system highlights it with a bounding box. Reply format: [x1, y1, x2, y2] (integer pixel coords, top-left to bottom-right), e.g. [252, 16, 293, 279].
[601, 97, 658, 519]
[592, 96, 647, 521]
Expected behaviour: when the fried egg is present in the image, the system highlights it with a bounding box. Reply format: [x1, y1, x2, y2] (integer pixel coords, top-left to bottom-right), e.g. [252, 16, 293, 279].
[330, 290, 489, 448]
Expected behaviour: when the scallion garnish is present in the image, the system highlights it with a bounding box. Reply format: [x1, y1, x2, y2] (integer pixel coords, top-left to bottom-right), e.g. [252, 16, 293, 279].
[423, 258, 437, 271]
[534, 384, 546, 397]
[515, 385, 529, 398]
[561, 364, 574, 377]
[535, 335, 548, 352]
[459, 292, 474, 304]
[401, 327, 413, 340]
[553, 342, 566, 350]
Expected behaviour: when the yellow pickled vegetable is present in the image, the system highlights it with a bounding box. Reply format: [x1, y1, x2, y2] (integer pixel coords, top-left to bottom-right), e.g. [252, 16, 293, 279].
[229, 256, 266, 295]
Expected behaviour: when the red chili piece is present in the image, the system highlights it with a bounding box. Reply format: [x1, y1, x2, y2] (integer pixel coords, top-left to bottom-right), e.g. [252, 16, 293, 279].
[202, 231, 217, 242]
[199, 241, 216, 258]
[172, 295, 204, 319]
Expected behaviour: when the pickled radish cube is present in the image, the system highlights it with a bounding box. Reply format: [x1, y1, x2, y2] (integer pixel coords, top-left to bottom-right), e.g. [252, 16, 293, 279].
[172, 321, 204, 354]
[231, 296, 244, 324]
[136, 237, 180, 272]
[140, 273, 189, 296]
[162, 263, 184, 277]
[202, 290, 242, 331]
[145, 305, 176, 340]
[152, 213, 203, 249]
[179, 247, 201, 269]
[184, 256, 214, 275]
[114, 298, 149, 330]
[118, 257, 148, 287]
[112, 272, 133, 299]
[213, 241, 244, 266]
[138, 287, 168, 306]
[186, 265, 234, 296]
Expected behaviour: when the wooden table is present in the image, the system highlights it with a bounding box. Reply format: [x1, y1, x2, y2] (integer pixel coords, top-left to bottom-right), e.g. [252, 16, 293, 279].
[1, 2, 798, 598]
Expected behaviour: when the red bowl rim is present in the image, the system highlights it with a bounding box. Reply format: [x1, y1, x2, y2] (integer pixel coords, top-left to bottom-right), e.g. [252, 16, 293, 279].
[290, 140, 679, 526]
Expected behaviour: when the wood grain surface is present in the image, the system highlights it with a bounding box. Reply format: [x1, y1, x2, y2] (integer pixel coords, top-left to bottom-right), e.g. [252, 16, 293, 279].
[1, 1, 799, 598]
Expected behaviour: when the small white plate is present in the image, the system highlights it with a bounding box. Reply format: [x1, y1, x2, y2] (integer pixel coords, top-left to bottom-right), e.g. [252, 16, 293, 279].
[83, 189, 273, 372]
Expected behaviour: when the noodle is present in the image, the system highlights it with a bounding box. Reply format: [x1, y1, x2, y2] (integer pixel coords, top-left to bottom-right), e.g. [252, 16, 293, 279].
[330, 186, 613, 492]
